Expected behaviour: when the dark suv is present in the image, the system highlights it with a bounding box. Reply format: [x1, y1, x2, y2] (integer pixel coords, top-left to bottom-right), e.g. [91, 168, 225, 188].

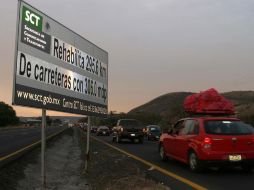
[112, 119, 144, 144]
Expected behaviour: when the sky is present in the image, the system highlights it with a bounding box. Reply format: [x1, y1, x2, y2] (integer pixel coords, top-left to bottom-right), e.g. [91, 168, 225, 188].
[0, 0, 254, 117]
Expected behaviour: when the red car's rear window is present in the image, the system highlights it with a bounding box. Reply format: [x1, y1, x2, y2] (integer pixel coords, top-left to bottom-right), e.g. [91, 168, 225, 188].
[204, 120, 254, 135]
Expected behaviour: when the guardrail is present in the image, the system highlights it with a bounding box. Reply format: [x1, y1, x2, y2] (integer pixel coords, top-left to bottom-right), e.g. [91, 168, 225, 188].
[0, 128, 68, 168]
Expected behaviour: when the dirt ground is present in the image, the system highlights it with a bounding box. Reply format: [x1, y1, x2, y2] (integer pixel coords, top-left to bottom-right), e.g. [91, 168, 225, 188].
[0, 128, 170, 190]
[0, 128, 88, 190]
[79, 130, 170, 190]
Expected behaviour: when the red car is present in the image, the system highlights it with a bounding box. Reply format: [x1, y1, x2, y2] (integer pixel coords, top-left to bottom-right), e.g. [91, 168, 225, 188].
[159, 117, 254, 172]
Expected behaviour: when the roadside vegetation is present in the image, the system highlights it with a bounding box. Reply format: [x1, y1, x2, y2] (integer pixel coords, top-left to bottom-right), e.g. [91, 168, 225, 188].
[0, 101, 19, 127]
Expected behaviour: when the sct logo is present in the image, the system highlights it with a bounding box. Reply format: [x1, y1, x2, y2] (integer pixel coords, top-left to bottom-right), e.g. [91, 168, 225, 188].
[25, 11, 40, 26]
[22, 6, 42, 31]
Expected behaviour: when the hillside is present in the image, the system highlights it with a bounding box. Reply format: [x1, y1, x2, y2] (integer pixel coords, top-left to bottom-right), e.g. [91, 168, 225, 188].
[128, 91, 254, 125]
[223, 91, 254, 124]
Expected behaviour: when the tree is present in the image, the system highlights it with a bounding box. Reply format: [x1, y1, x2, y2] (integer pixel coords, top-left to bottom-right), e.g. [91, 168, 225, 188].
[0, 101, 19, 127]
[78, 117, 88, 123]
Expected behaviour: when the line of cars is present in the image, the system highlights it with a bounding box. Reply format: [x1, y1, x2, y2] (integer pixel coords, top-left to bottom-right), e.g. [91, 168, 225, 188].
[112, 119, 161, 143]
[87, 115, 254, 173]
[90, 126, 111, 136]
[80, 124, 111, 136]
[107, 117, 254, 173]
[87, 119, 162, 142]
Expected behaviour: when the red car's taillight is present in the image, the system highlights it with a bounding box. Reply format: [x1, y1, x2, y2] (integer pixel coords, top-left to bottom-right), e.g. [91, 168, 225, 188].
[203, 137, 212, 149]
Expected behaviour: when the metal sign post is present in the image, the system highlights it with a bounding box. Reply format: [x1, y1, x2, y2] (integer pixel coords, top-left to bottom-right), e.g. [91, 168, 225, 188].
[41, 109, 46, 189]
[85, 116, 91, 171]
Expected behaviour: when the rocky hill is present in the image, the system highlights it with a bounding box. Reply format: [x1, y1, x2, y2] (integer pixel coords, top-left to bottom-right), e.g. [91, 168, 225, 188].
[128, 91, 254, 125]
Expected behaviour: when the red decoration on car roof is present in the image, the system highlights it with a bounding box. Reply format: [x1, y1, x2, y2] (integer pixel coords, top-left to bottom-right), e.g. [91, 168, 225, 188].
[183, 88, 235, 115]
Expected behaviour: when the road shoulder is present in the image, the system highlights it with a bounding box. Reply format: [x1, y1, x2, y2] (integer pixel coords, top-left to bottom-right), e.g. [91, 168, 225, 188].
[80, 131, 170, 190]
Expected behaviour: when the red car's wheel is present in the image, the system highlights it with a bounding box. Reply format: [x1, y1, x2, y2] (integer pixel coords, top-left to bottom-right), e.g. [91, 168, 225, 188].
[188, 151, 203, 172]
[159, 144, 168, 161]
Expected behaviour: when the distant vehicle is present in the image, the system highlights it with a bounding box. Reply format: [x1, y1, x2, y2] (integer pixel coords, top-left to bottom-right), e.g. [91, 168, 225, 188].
[159, 117, 254, 172]
[96, 126, 110, 136]
[108, 127, 113, 134]
[90, 126, 98, 133]
[26, 119, 41, 127]
[112, 119, 144, 144]
[145, 125, 161, 141]
[68, 123, 74, 128]
[79, 123, 86, 129]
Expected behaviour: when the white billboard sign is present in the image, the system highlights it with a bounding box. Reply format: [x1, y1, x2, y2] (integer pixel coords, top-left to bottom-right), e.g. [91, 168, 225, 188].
[13, 1, 108, 116]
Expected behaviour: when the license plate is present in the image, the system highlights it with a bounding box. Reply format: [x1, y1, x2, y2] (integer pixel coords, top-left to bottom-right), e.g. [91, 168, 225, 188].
[229, 155, 241, 161]
[131, 134, 135, 136]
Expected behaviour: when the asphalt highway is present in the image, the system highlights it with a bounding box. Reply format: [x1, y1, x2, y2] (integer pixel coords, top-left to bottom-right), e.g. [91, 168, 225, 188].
[0, 126, 66, 158]
[93, 134, 254, 190]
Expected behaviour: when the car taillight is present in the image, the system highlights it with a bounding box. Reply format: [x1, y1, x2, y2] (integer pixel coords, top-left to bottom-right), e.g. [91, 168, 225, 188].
[203, 137, 212, 149]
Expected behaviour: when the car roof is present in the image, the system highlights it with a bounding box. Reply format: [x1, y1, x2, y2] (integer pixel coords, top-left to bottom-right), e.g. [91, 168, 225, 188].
[98, 126, 109, 129]
[147, 125, 160, 128]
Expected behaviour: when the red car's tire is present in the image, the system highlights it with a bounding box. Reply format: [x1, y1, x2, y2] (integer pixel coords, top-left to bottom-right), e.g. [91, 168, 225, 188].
[159, 144, 168, 161]
[188, 151, 204, 172]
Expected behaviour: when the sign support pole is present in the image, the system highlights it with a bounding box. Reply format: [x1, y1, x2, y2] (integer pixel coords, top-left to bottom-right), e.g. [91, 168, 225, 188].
[85, 116, 91, 171]
[41, 109, 46, 190]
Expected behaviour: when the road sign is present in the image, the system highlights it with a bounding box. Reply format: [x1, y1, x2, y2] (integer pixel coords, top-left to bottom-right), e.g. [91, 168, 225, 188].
[13, 1, 108, 117]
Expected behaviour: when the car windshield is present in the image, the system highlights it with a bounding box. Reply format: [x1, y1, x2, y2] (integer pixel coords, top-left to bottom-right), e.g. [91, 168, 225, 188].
[204, 120, 254, 135]
[149, 126, 160, 132]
